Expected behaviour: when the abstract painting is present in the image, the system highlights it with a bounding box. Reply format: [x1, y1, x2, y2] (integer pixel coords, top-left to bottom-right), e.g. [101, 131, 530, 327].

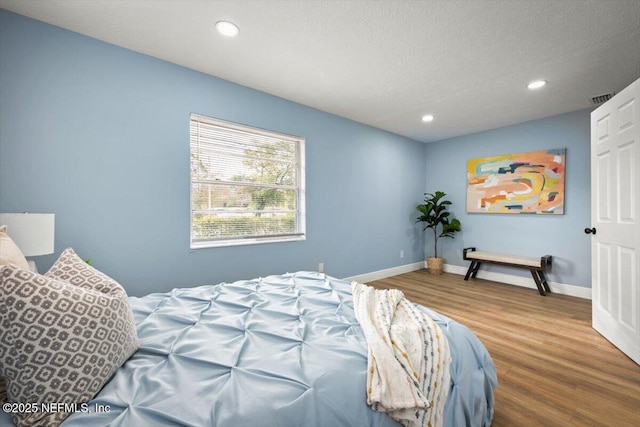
[467, 148, 566, 214]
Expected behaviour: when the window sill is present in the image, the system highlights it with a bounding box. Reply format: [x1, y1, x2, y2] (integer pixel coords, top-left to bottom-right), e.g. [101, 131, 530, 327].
[190, 234, 305, 249]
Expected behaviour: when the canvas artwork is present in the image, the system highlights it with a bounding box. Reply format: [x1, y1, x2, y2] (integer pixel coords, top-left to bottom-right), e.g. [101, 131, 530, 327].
[467, 148, 566, 214]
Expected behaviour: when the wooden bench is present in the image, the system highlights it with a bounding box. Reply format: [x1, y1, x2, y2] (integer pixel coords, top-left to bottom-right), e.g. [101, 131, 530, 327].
[463, 247, 553, 296]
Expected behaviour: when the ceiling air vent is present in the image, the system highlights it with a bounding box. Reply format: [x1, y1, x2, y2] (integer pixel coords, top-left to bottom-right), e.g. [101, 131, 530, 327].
[592, 93, 614, 104]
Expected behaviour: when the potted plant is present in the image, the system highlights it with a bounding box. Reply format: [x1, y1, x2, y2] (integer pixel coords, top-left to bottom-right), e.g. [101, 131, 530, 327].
[416, 191, 461, 274]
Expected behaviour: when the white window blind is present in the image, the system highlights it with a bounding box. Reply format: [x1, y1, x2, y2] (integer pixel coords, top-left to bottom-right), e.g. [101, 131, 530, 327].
[190, 114, 306, 248]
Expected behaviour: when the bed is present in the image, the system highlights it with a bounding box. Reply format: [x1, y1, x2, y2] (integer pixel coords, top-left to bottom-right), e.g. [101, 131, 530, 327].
[1, 266, 496, 427]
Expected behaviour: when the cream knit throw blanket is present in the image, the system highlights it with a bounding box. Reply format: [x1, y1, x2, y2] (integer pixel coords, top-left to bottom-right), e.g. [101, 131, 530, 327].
[351, 282, 451, 427]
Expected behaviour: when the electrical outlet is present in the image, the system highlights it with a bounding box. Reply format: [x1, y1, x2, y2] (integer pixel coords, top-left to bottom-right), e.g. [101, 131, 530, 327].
[318, 262, 324, 273]
[400, 250, 404, 258]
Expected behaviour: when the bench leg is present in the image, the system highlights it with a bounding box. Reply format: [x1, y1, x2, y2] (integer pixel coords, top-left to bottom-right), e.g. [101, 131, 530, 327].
[464, 261, 475, 280]
[538, 270, 551, 293]
[530, 269, 547, 296]
[471, 262, 482, 278]
[464, 261, 482, 280]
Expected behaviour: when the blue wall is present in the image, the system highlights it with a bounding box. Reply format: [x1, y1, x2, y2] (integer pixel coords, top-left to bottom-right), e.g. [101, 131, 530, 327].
[0, 11, 427, 296]
[424, 109, 592, 288]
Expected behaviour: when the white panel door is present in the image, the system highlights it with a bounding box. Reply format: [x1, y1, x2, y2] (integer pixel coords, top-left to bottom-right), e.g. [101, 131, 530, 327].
[590, 76, 640, 365]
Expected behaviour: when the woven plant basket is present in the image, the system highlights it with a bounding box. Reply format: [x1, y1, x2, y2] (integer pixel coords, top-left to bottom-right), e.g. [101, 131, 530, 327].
[427, 257, 444, 275]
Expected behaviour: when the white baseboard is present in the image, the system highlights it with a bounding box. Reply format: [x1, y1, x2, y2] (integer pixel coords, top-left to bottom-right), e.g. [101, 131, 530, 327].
[343, 261, 592, 300]
[343, 261, 424, 284]
[443, 263, 592, 300]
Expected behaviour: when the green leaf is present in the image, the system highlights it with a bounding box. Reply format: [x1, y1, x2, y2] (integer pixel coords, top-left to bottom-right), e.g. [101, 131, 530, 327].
[415, 191, 461, 257]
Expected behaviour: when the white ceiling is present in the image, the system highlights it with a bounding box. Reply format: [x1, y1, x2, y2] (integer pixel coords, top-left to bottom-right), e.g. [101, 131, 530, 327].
[1, 0, 639, 143]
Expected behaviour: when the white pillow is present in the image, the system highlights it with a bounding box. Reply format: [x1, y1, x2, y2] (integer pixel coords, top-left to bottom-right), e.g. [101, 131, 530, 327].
[0, 225, 29, 271]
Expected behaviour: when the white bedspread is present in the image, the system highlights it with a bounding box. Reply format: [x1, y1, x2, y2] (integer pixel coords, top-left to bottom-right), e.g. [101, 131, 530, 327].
[352, 282, 451, 427]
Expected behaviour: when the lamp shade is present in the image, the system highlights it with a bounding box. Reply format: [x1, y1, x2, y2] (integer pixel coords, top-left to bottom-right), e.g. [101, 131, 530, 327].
[0, 213, 55, 256]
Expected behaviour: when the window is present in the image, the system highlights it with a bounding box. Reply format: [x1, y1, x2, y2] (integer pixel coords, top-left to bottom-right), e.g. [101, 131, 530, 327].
[190, 114, 305, 248]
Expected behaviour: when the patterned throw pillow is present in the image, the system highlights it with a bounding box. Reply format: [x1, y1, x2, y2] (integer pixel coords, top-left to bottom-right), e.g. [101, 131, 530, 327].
[45, 248, 126, 297]
[0, 257, 139, 427]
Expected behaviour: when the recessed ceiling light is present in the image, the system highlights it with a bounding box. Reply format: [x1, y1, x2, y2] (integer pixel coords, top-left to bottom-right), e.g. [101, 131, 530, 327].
[216, 21, 240, 37]
[422, 114, 434, 122]
[527, 80, 547, 90]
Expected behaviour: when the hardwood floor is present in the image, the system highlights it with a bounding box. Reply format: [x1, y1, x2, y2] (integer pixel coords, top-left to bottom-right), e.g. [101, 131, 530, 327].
[369, 270, 640, 427]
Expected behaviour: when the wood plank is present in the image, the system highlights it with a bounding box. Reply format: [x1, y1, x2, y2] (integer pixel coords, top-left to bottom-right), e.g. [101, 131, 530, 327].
[368, 270, 640, 427]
